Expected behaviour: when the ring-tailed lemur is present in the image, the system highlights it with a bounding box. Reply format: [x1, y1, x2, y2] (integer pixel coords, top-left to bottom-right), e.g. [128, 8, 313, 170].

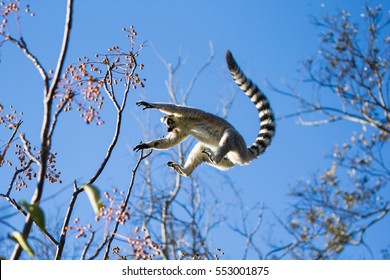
[134, 50, 275, 176]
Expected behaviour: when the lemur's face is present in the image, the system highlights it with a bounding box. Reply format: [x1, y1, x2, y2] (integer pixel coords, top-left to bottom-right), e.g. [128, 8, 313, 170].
[161, 115, 177, 132]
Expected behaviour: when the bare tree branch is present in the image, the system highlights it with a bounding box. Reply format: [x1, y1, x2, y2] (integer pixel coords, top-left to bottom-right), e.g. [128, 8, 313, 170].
[86, 56, 137, 186]
[11, 0, 74, 259]
[6, 36, 49, 89]
[55, 180, 80, 260]
[182, 41, 215, 104]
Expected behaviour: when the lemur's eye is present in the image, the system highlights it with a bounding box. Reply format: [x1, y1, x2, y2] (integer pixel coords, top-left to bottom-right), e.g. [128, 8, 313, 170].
[166, 118, 174, 126]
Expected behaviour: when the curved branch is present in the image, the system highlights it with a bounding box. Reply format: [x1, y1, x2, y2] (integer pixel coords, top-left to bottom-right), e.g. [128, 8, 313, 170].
[6, 36, 49, 90]
[86, 57, 137, 186]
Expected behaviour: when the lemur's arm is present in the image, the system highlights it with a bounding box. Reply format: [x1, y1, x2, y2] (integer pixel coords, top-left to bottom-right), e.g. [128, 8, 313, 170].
[134, 130, 188, 152]
[136, 101, 205, 118]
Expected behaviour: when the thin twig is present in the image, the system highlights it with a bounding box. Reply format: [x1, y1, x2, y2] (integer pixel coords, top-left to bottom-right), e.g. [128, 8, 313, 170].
[87, 232, 109, 260]
[103, 150, 152, 259]
[80, 231, 95, 260]
[20, 133, 40, 166]
[0, 120, 22, 167]
[0, 193, 59, 247]
[55, 180, 81, 260]
[48, 92, 74, 139]
[182, 41, 215, 104]
[5, 159, 34, 196]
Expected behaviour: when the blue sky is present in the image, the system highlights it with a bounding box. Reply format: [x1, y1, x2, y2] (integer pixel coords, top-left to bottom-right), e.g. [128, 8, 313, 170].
[1, 0, 388, 259]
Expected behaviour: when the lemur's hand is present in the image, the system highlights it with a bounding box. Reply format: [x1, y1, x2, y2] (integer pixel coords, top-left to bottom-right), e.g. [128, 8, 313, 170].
[136, 101, 154, 110]
[133, 142, 150, 152]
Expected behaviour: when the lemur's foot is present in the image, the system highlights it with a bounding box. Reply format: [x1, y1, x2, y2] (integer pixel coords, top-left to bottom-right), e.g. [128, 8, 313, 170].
[167, 161, 186, 176]
[202, 147, 215, 163]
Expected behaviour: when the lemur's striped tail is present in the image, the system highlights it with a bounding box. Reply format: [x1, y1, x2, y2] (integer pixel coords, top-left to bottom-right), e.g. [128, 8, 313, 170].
[226, 50, 275, 159]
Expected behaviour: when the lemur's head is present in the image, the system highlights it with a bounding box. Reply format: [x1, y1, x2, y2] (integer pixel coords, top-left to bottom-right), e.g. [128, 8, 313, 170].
[161, 115, 177, 132]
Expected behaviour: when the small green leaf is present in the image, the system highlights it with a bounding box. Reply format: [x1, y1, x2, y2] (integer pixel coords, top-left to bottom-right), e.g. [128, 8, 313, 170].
[11, 231, 35, 258]
[82, 184, 103, 215]
[20, 200, 46, 231]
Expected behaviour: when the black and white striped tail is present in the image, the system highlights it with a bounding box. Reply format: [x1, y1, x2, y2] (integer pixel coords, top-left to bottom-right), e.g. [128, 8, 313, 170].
[226, 50, 275, 160]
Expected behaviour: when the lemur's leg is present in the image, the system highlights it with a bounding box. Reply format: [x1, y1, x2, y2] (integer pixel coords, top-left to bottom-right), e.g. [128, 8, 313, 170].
[168, 142, 210, 176]
[203, 128, 247, 168]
